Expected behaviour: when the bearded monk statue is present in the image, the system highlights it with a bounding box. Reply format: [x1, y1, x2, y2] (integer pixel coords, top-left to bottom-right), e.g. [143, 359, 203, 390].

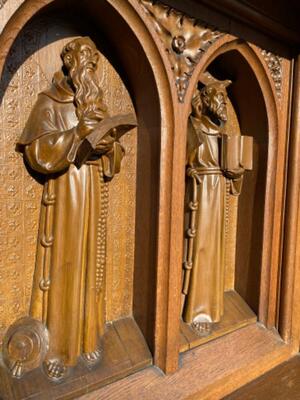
[2, 37, 136, 381]
[182, 75, 252, 336]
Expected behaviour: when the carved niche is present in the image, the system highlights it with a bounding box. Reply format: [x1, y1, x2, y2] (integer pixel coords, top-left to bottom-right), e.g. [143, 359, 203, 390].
[0, 14, 153, 394]
[138, 0, 286, 354]
[0, 18, 137, 347]
[3, 34, 138, 380]
[181, 72, 253, 339]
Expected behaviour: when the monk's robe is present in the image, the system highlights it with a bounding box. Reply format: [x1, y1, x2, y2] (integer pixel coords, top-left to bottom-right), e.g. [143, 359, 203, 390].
[182, 115, 226, 324]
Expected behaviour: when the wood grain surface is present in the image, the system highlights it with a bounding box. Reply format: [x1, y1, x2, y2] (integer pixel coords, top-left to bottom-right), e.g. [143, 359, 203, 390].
[224, 355, 300, 400]
[77, 323, 293, 400]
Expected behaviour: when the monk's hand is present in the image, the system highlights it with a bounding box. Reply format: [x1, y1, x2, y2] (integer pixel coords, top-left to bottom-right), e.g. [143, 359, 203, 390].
[77, 110, 103, 139]
[224, 167, 244, 179]
[94, 134, 115, 154]
[191, 93, 202, 119]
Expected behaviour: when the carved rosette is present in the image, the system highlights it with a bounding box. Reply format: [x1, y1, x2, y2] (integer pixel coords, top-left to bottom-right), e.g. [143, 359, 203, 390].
[261, 50, 282, 99]
[140, 0, 223, 102]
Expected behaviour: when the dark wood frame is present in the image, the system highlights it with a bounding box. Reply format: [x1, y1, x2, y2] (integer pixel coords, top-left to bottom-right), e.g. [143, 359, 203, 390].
[0, 0, 299, 398]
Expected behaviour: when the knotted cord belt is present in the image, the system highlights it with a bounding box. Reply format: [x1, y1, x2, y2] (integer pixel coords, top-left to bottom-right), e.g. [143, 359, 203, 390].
[39, 179, 55, 323]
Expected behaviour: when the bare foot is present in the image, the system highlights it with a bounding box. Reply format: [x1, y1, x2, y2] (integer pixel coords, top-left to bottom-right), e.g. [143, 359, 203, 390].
[191, 314, 213, 337]
[44, 358, 67, 381]
[82, 347, 103, 366]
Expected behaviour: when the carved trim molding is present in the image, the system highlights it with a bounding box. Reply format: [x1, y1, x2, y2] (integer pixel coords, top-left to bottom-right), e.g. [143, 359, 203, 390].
[261, 50, 282, 99]
[139, 0, 223, 102]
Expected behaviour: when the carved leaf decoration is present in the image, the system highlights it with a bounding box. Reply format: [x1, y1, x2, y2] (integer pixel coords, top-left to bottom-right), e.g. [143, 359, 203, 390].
[261, 50, 282, 99]
[140, 0, 223, 102]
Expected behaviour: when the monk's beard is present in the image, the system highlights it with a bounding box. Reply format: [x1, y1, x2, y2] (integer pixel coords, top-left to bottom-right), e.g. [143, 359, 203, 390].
[216, 105, 227, 122]
[69, 64, 107, 121]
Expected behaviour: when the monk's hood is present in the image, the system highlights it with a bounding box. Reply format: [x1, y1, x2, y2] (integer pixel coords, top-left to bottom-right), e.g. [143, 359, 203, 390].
[42, 70, 75, 103]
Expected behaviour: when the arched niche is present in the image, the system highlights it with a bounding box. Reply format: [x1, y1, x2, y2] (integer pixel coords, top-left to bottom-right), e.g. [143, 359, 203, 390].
[201, 40, 279, 328]
[207, 48, 269, 316]
[179, 38, 280, 351]
[0, 0, 174, 395]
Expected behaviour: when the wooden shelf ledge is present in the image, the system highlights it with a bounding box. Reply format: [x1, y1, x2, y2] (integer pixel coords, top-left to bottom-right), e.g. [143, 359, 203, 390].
[78, 323, 295, 400]
[180, 290, 257, 352]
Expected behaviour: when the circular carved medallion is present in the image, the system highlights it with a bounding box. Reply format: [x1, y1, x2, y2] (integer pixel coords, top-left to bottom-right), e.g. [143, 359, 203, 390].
[2, 317, 49, 378]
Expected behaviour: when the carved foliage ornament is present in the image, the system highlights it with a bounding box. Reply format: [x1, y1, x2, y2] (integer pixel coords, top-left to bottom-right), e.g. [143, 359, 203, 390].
[261, 50, 282, 99]
[139, 0, 223, 102]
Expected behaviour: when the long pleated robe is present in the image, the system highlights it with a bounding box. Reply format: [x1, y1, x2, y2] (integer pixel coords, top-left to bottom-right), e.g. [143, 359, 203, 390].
[182, 115, 226, 324]
[17, 73, 124, 366]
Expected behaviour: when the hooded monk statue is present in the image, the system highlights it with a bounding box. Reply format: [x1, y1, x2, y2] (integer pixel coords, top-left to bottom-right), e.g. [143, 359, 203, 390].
[2, 37, 136, 381]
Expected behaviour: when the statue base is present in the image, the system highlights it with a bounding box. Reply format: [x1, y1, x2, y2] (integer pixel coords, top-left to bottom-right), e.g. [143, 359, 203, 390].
[180, 291, 256, 352]
[0, 317, 152, 400]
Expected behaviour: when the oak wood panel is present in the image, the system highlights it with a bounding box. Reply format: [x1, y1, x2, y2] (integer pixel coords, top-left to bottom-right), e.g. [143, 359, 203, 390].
[91, 0, 179, 374]
[128, 0, 184, 373]
[240, 0, 300, 32]
[279, 55, 300, 345]
[224, 355, 300, 400]
[197, 0, 300, 47]
[78, 324, 294, 400]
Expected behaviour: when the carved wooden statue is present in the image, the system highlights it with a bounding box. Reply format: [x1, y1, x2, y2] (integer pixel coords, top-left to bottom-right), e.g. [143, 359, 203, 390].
[182, 74, 252, 335]
[2, 37, 136, 381]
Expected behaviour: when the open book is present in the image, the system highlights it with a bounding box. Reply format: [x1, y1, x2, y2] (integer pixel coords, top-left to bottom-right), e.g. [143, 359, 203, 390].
[75, 113, 137, 167]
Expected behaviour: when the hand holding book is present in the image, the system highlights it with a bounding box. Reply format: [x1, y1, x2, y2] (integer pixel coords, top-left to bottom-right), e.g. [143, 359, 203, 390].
[75, 113, 137, 167]
[221, 135, 253, 179]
